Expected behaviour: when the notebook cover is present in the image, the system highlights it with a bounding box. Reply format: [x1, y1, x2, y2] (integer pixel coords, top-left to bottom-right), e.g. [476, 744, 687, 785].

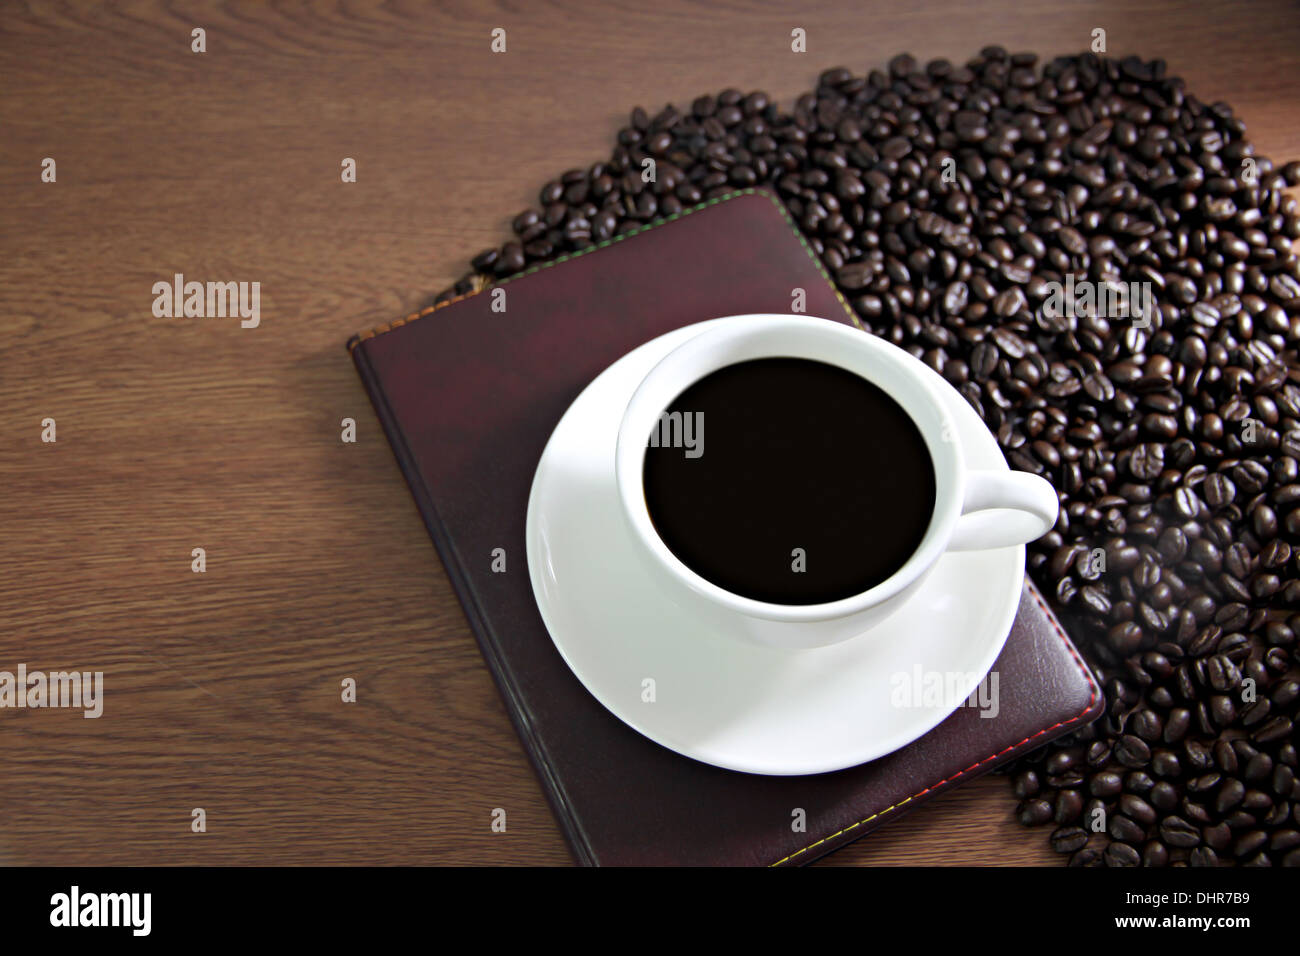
[347, 188, 1104, 866]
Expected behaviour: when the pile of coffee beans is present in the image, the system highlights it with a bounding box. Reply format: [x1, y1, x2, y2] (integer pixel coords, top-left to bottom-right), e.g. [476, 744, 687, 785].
[434, 48, 1300, 866]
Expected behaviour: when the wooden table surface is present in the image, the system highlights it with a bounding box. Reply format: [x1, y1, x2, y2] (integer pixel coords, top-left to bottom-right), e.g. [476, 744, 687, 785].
[2, 0, 1297, 866]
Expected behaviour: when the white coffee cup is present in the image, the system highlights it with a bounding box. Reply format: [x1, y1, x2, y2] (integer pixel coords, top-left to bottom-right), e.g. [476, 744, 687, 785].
[613, 314, 1059, 649]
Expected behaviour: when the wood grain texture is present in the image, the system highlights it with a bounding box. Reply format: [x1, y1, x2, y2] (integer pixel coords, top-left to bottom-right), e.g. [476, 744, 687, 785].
[0, 0, 1296, 866]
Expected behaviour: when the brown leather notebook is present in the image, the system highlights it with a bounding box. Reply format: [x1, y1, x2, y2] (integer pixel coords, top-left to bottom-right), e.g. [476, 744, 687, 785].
[348, 188, 1103, 866]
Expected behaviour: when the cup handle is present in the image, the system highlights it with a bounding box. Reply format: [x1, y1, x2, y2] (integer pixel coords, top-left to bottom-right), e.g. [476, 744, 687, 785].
[948, 470, 1059, 551]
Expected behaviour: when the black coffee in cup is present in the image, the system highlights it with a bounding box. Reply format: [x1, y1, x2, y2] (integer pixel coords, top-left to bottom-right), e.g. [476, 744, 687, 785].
[642, 357, 936, 605]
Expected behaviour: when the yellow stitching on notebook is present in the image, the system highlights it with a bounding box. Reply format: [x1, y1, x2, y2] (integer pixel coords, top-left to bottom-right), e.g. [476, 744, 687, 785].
[769, 586, 1101, 866]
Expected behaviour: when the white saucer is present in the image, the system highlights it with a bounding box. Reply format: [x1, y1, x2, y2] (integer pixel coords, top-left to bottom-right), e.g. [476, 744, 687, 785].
[525, 319, 1026, 775]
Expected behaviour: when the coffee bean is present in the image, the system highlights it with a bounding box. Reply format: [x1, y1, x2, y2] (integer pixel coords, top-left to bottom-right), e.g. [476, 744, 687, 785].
[836, 262, 873, 290]
[1234, 830, 1268, 858]
[1099, 839, 1138, 867]
[1243, 789, 1274, 812]
[1204, 822, 1232, 851]
[1182, 797, 1213, 825]
[1090, 771, 1124, 798]
[1069, 847, 1103, 867]
[1244, 753, 1274, 783]
[992, 327, 1028, 359]
[1214, 740, 1239, 775]
[1205, 474, 1236, 510]
[1080, 586, 1112, 616]
[1271, 829, 1300, 852]
[1013, 768, 1041, 799]
[1120, 793, 1158, 826]
[1115, 735, 1152, 768]
[1142, 841, 1169, 867]
[1217, 779, 1247, 813]
[1018, 798, 1054, 826]
[1085, 741, 1112, 768]
[1054, 788, 1085, 824]
[1185, 739, 1213, 773]
[1054, 225, 1086, 256]
[1151, 781, 1179, 811]
[1133, 709, 1163, 743]
[1152, 750, 1182, 779]
[1050, 825, 1089, 853]
[1130, 444, 1165, 482]
[451, 53, 1300, 869]
[1254, 717, 1293, 744]
[943, 281, 970, 315]
[1272, 765, 1295, 798]
[1242, 699, 1272, 728]
[1159, 815, 1201, 847]
[1273, 681, 1300, 708]
[1046, 749, 1080, 776]
[1211, 695, 1237, 728]
[1163, 708, 1191, 743]
[1109, 813, 1146, 844]
[971, 341, 999, 379]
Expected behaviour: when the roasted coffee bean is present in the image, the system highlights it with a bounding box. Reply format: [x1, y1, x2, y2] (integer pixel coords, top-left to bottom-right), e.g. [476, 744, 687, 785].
[1211, 695, 1237, 728]
[1241, 699, 1272, 728]
[1107, 816, 1149, 842]
[1050, 825, 1089, 854]
[1101, 838, 1140, 867]
[1018, 798, 1055, 826]
[1217, 779, 1247, 813]
[1150, 781, 1179, 811]
[1187, 628, 1221, 659]
[1273, 681, 1300, 709]
[1115, 735, 1152, 768]
[1086, 741, 1113, 768]
[1271, 829, 1300, 852]
[1120, 793, 1158, 826]
[1129, 444, 1165, 482]
[1274, 765, 1296, 798]
[836, 262, 873, 290]
[1090, 771, 1124, 798]
[1242, 789, 1274, 812]
[1234, 830, 1269, 858]
[1222, 810, 1256, 831]
[1142, 841, 1169, 867]
[1048, 770, 1085, 789]
[1254, 718, 1294, 744]
[1054, 788, 1085, 824]
[451, 53, 1300, 869]
[1163, 708, 1191, 744]
[1242, 790, 1274, 811]
[1159, 815, 1201, 848]
[1132, 709, 1163, 743]
[1214, 740, 1239, 775]
[1182, 798, 1213, 825]
[1204, 473, 1236, 510]
[1152, 750, 1182, 779]
[1045, 750, 1081, 775]
[1069, 847, 1103, 867]
[1244, 753, 1273, 783]
[1185, 740, 1212, 772]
